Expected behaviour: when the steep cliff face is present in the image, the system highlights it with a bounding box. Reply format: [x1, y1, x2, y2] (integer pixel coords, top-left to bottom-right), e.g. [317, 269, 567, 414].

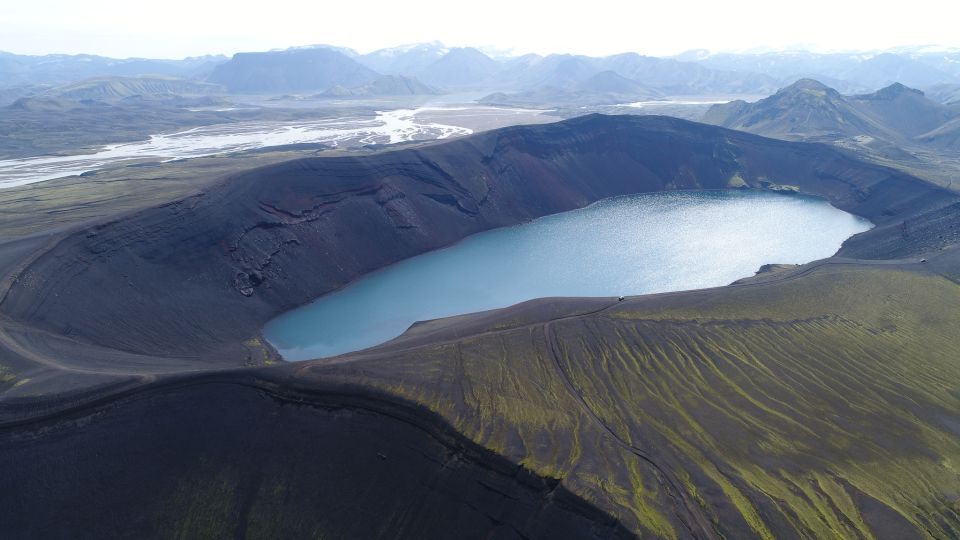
[1, 115, 955, 358]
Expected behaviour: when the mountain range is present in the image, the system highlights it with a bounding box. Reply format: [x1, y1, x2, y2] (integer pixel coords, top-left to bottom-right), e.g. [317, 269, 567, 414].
[321, 75, 438, 98]
[42, 76, 224, 101]
[199, 45, 783, 96]
[703, 78, 959, 148]
[0, 51, 225, 86]
[685, 49, 960, 91]
[701, 78, 960, 190]
[480, 70, 664, 106]
[927, 83, 960, 106]
[357, 41, 450, 74]
[6, 44, 960, 98]
[206, 48, 380, 93]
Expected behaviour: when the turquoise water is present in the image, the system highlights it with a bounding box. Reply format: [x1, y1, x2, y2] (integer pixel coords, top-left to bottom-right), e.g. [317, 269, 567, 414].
[265, 190, 872, 360]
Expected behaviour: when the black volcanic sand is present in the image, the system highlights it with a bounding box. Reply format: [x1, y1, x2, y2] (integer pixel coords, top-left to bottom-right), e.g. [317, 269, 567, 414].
[0, 374, 636, 540]
[3, 115, 958, 359]
[1, 115, 960, 538]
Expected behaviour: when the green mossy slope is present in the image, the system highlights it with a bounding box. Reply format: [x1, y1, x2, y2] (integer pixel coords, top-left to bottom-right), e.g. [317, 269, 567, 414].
[308, 263, 960, 538]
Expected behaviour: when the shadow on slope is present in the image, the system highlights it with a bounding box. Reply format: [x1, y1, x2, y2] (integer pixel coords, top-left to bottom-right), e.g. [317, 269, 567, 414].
[0, 373, 638, 540]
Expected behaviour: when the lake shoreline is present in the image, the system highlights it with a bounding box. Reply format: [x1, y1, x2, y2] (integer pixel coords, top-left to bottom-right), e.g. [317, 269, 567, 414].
[265, 189, 872, 360]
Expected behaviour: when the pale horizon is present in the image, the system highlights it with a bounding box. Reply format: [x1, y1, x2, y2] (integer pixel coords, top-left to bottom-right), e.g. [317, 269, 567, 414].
[2, 0, 958, 60]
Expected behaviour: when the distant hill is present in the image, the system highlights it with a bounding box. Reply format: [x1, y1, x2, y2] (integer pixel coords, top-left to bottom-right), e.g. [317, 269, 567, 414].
[416, 48, 500, 88]
[45, 76, 224, 101]
[0, 85, 44, 107]
[497, 55, 600, 89]
[926, 83, 960, 106]
[8, 45, 960, 103]
[7, 97, 88, 112]
[0, 51, 226, 86]
[841, 53, 956, 90]
[480, 71, 663, 107]
[576, 70, 660, 95]
[703, 79, 891, 141]
[594, 52, 779, 94]
[703, 78, 958, 145]
[691, 50, 960, 91]
[848, 83, 956, 137]
[286, 44, 361, 58]
[917, 117, 960, 150]
[703, 78, 960, 185]
[321, 75, 439, 98]
[208, 48, 379, 93]
[490, 52, 779, 95]
[359, 42, 449, 75]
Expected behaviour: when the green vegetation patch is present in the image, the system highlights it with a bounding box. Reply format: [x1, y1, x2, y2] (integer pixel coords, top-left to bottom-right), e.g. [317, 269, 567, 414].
[316, 263, 960, 538]
[0, 365, 18, 385]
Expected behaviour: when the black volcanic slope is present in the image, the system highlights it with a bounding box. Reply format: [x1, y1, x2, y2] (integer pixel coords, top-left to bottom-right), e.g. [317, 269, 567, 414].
[1, 115, 960, 539]
[0, 373, 635, 540]
[3, 115, 956, 360]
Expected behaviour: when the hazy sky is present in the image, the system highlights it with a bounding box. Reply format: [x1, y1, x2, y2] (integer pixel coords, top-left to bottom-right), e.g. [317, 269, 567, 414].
[2, 0, 958, 59]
